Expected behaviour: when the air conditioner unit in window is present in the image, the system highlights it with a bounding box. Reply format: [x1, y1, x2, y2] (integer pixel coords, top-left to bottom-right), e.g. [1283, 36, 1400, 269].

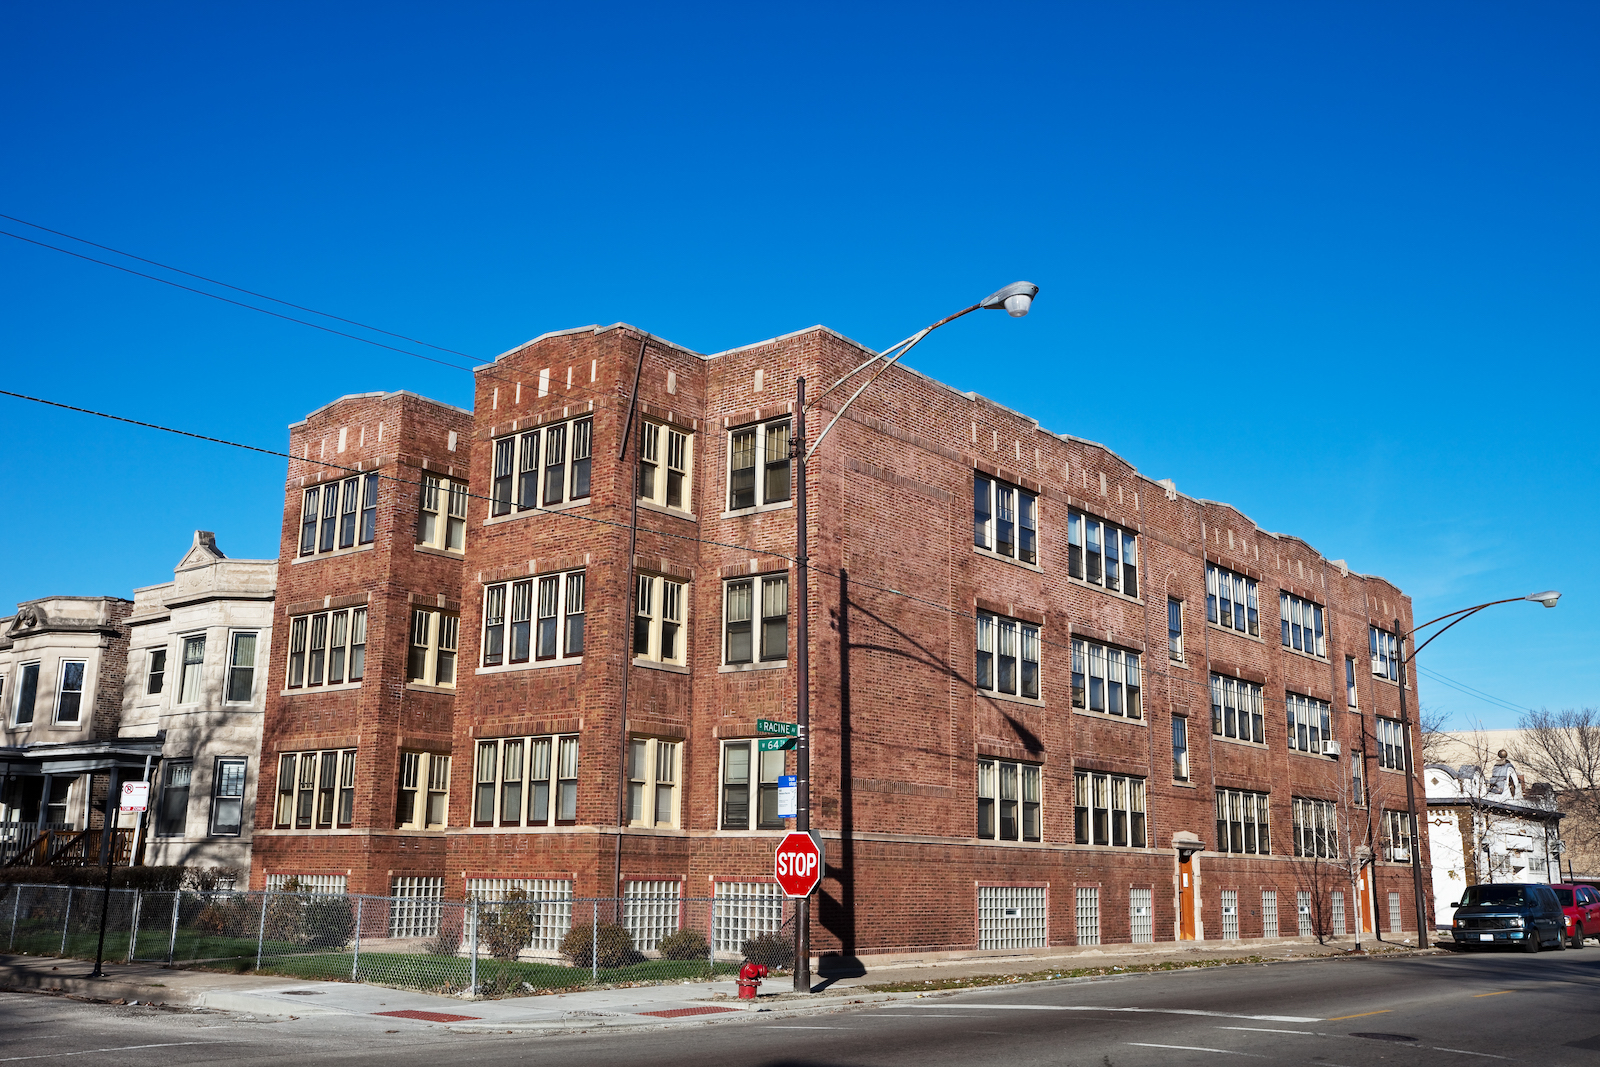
[1322, 740, 1342, 758]
[1386, 847, 1411, 862]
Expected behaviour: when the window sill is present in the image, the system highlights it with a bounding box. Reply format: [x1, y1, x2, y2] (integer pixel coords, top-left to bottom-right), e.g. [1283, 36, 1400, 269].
[977, 689, 1045, 710]
[1066, 575, 1143, 606]
[637, 499, 698, 523]
[405, 682, 456, 695]
[1172, 780, 1198, 789]
[718, 660, 788, 674]
[633, 658, 690, 675]
[1289, 747, 1339, 762]
[713, 828, 796, 837]
[291, 543, 376, 566]
[1168, 656, 1190, 669]
[475, 657, 583, 676]
[481, 497, 591, 527]
[972, 546, 1043, 573]
[1072, 708, 1146, 727]
[721, 499, 793, 520]
[1377, 765, 1409, 774]
[413, 543, 466, 559]
[1212, 733, 1268, 751]
[976, 837, 1045, 846]
[1280, 645, 1328, 665]
[1207, 622, 1264, 643]
[281, 681, 363, 697]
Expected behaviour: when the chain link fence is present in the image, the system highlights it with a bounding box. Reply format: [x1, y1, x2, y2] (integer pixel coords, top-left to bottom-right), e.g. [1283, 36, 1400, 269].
[0, 883, 793, 998]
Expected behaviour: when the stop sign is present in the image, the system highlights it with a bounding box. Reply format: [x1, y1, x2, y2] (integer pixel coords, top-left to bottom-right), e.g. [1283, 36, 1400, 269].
[773, 831, 822, 898]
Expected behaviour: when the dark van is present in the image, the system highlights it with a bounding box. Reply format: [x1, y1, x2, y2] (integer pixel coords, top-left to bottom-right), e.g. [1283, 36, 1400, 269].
[1450, 883, 1566, 952]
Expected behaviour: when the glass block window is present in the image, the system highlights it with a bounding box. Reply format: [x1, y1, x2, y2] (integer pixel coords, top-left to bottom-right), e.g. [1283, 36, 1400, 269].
[389, 876, 444, 938]
[465, 877, 574, 954]
[1332, 891, 1346, 937]
[1262, 891, 1278, 937]
[1221, 889, 1239, 940]
[1389, 892, 1403, 933]
[1297, 890, 1313, 936]
[266, 873, 347, 894]
[712, 882, 785, 956]
[624, 880, 682, 953]
[1130, 888, 1153, 944]
[978, 885, 1047, 950]
[1076, 887, 1101, 946]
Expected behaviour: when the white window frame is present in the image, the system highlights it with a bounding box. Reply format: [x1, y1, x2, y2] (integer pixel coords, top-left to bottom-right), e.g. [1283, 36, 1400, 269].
[1279, 591, 1327, 658]
[626, 737, 681, 828]
[176, 635, 205, 706]
[145, 648, 167, 697]
[976, 758, 1041, 842]
[407, 608, 459, 687]
[286, 608, 367, 689]
[1370, 625, 1399, 681]
[1073, 771, 1147, 847]
[156, 758, 192, 837]
[1206, 563, 1260, 637]
[1172, 715, 1190, 781]
[1287, 692, 1333, 754]
[209, 757, 248, 837]
[225, 631, 258, 704]
[418, 474, 468, 552]
[1210, 673, 1264, 744]
[473, 734, 579, 827]
[973, 472, 1039, 565]
[1291, 796, 1337, 858]
[639, 421, 693, 512]
[1376, 717, 1406, 771]
[12, 662, 39, 726]
[634, 574, 687, 666]
[480, 571, 585, 669]
[1345, 656, 1359, 708]
[719, 739, 787, 830]
[489, 416, 593, 517]
[1168, 597, 1183, 661]
[397, 750, 451, 830]
[1214, 788, 1271, 855]
[977, 613, 1042, 701]
[726, 417, 791, 513]
[298, 473, 379, 557]
[54, 659, 87, 723]
[723, 574, 787, 666]
[1070, 638, 1141, 718]
[1067, 508, 1138, 597]
[274, 749, 355, 830]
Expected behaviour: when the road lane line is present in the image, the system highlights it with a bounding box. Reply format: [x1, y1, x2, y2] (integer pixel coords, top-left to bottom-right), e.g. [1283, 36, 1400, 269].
[0, 1043, 215, 1063]
[762, 1026, 852, 1030]
[1326, 1010, 1391, 1020]
[1430, 1049, 1508, 1059]
[1126, 1043, 1260, 1056]
[914, 1004, 1318, 1022]
[1472, 991, 1513, 998]
[1214, 1026, 1316, 1035]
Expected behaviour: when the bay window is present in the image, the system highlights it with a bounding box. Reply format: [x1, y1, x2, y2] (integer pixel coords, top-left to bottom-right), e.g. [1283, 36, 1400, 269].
[1070, 638, 1141, 717]
[977, 612, 1041, 700]
[298, 474, 379, 557]
[474, 734, 579, 827]
[1074, 771, 1146, 847]
[728, 418, 791, 511]
[417, 475, 468, 551]
[973, 473, 1038, 564]
[977, 759, 1041, 842]
[1287, 692, 1333, 754]
[639, 421, 692, 511]
[1206, 563, 1259, 636]
[489, 416, 593, 516]
[725, 574, 787, 664]
[286, 608, 367, 688]
[482, 571, 585, 667]
[635, 574, 687, 665]
[1067, 509, 1138, 597]
[1210, 673, 1265, 743]
[1279, 592, 1326, 657]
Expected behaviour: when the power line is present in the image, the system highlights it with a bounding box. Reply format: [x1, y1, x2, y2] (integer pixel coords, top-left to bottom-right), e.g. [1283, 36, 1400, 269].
[1415, 665, 1533, 717]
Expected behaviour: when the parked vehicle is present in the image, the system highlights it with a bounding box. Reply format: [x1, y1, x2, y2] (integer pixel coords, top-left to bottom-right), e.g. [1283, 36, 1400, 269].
[1551, 883, 1600, 949]
[1449, 883, 1566, 952]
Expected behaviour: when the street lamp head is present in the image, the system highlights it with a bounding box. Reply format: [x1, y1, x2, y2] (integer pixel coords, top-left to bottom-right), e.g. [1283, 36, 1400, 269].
[1525, 590, 1561, 608]
[979, 281, 1040, 318]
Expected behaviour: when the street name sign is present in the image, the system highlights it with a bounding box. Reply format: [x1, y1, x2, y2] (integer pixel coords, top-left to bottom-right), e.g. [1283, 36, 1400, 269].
[773, 831, 822, 897]
[756, 719, 798, 737]
[757, 737, 794, 751]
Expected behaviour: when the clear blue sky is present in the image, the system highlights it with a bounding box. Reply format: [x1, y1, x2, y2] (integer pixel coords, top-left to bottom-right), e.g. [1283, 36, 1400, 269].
[2, 3, 1594, 729]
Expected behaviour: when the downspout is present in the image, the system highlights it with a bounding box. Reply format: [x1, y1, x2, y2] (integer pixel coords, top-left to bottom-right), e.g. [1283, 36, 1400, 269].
[614, 335, 649, 905]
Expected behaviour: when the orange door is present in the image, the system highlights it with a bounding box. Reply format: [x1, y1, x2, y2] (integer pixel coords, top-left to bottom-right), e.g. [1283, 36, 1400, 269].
[1359, 873, 1374, 934]
[1179, 854, 1197, 940]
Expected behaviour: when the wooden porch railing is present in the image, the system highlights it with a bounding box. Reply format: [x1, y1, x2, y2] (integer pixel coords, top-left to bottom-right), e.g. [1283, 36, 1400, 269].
[2, 827, 137, 868]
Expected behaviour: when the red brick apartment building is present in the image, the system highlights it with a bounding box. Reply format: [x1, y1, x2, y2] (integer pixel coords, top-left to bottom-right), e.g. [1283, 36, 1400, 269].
[254, 324, 1430, 959]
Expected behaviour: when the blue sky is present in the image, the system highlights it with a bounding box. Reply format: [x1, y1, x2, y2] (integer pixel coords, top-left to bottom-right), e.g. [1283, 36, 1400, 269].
[2, 2, 1594, 729]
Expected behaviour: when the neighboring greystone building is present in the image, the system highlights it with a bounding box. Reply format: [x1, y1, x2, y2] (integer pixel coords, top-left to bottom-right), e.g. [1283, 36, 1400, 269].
[1426, 752, 1563, 929]
[0, 594, 155, 864]
[118, 532, 276, 885]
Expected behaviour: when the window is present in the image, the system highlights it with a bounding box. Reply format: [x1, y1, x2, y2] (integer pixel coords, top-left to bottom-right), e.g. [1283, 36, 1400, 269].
[174, 636, 205, 705]
[1345, 656, 1358, 708]
[1172, 716, 1190, 781]
[156, 759, 191, 836]
[417, 475, 468, 551]
[1370, 626, 1399, 680]
[977, 759, 1041, 841]
[978, 885, 1047, 950]
[634, 575, 687, 665]
[973, 473, 1038, 564]
[210, 758, 247, 836]
[627, 738, 680, 827]
[1210, 674, 1264, 743]
[490, 416, 594, 516]
[1206, 563, 1259, 636]
[1279, 592, 1326, 657]
[396, 751, 450, 829]
[639, 421, 692, 510]
[1070, 638, 1141, 717]
[298, 474, 379, 556]
[977, 613, 1042, 700]
[1131, 888, 1154, 943]
[720, 739, 786, 830]
[1291, 797, 1337, 858]
[1215, 789, 1271, 854]
[226, 633, 257, 703]
[713, 881, 786, 955]
[273, 749, 355, 830]
[1382, 809, 1412, 861]
[1074, 771, 1146, 847]
[727, 417, 790, 511]
[473, 735, 578, 826]
[482, 572, 585, 666]
[724, 575, 787, 664]
[407, 609, 459, 686]
[1351, 754, 1366, 806]
[55, 660, 86, 723]
[146, 649, 167, 695]
[1076, 887, 1101, 946]
[287, 608, 366, 687]
[1221, 889, 1239, 940]
[1066, 508, 1138, 597]
[624, 880, 682, 952]
[1376, 717, 1406, 771]
[1287, 692, 1333, 755]
[1168, 598, 1183, 660]
[13, 663, 38, 725]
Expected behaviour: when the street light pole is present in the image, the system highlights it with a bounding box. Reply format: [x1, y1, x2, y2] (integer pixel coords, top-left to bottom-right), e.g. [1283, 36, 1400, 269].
[1393, 590, 1559, 947]
[790, 282, 1037, 993]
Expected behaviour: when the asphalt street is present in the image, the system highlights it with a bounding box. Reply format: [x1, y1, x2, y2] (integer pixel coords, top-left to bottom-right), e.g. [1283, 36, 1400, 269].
[3, 948, 1598, 1067]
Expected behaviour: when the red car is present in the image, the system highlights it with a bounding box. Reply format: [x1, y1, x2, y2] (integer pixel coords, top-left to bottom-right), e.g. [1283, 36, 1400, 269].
[1551, 883, 1600, 948]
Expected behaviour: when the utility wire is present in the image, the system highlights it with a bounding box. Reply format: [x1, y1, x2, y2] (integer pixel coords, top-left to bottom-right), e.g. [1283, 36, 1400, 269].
[1415, 665, 1533, 717]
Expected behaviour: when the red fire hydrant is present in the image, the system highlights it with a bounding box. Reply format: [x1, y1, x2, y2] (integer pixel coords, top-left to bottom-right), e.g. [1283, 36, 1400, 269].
[737, 961, 769, 999]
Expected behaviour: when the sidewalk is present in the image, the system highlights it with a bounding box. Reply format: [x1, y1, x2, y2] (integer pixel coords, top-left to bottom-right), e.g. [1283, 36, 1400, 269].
[0, 935, 1440, 1032]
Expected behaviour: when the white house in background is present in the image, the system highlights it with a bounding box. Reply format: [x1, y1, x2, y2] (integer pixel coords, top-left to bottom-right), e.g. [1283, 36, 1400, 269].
[118, 532, 275, 885]
[1426, 751, 1564, 928]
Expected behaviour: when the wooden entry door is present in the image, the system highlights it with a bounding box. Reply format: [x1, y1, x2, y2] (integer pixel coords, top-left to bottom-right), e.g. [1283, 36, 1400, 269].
[1359, 872, 1375, 934]
[1179, 853, 1197, 940]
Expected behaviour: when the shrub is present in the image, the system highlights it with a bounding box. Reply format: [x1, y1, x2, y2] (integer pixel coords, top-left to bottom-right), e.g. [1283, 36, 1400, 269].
[741, 930, 794, 970]
[183, 866, 240, 892]
[656, 927, 709, 961]
[0, 865, 188, 890]
[192, 896, 255, 937]
[478, 890, 539, 961]
[426, 915, 464, 957]
[561, 922, 640, 968]
[301, 894, 355, 948]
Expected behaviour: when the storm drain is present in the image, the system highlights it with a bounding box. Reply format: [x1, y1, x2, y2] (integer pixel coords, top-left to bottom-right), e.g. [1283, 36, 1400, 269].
[637, 1007, 741, 1018]
[373, 1009, 482, 1023]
